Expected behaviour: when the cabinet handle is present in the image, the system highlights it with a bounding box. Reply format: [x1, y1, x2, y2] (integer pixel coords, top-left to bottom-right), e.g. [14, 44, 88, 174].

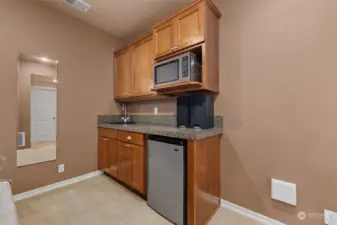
[103, 138, 108, 141]
[127, 136, 132, 140]
[125, 144, 130, 148]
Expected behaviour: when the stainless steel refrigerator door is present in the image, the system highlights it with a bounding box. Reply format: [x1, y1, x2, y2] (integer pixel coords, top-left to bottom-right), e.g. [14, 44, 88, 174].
[147, 140, 185, 225]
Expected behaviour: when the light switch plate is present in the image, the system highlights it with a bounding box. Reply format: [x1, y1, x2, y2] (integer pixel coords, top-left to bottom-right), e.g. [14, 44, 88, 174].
[325, 209, 337, 224]
[57, 164, 65, 173]
[154, 107, 158, 115]
[271, 178, 297, 206]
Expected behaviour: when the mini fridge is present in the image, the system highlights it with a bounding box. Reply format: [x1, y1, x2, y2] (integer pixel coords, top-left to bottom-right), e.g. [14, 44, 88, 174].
[147, 135, 187, 225]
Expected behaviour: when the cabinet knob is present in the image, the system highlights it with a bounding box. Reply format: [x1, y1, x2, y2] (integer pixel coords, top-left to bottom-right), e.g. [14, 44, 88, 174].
[127, 136, 132, 140]
[103, 138, 108, 141]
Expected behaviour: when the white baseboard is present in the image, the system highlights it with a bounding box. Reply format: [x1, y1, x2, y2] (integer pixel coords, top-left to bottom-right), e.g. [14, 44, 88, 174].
[13, 170, 103, 202]
[221, 199, 286, 225]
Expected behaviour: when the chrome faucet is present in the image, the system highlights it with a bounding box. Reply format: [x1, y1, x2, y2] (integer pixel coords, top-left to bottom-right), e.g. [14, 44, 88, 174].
[120, 104, 130, 124]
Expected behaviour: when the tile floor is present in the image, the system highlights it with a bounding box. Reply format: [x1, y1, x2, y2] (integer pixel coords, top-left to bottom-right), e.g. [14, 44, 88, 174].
[16, 175, 262, 225]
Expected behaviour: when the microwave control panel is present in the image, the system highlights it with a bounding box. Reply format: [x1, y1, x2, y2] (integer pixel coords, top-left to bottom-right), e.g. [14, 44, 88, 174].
[182, 56, 189, 77]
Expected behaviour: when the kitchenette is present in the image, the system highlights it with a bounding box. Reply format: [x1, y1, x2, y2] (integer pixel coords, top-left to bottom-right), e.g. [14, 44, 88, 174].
[97, 116, 222, 225]
[98, 0, 222, 225]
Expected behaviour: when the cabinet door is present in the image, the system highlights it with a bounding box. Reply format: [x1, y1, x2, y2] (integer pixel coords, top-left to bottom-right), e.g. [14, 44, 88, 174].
[153, 20, 175, 58]
[175, 2, 204, 50]
[98, 137, 109, 170]
[129, 144, 145, 194]
[117, 142, 132, 185]
[115, 48, 132, 98]
[107, 139, 118, 178]
[133, 36, 154, 96]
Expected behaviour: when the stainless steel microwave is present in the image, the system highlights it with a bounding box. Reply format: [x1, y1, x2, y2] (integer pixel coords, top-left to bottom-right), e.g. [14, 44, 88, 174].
[153, 52, 201, 88]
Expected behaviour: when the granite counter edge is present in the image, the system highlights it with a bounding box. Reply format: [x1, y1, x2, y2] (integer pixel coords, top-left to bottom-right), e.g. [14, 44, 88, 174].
[97, 124, 222, 141]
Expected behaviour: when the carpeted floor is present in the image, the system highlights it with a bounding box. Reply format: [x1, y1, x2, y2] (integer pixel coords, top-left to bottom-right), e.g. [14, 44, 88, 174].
[16, 175, 262, 225]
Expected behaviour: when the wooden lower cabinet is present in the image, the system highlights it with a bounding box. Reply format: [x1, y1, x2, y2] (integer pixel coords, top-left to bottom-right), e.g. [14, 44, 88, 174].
[129, 144, 145, 193]
[187, 135, 221, 225]
[117, 141, 132, 186]
[107, 139, 118, 178]
[98, 136, 109, 170]
[98, 128, 146, 195]
[98, 135, 119, 178]
[99, 128, 222, 225]
[117, 141, 145, 193]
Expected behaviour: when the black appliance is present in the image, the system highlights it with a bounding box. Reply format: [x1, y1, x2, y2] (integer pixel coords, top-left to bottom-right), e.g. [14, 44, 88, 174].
[176, 93, 214, 129]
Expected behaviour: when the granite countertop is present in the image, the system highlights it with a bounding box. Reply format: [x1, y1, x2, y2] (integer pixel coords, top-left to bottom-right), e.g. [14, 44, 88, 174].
[98, 123, 222, 140]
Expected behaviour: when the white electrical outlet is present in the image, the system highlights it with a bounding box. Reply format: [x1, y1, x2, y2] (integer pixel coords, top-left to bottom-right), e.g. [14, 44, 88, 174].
[325, 210, 337, 225]
[271, 178, 297, 206]
[154, 107, 158, 115]
[57, 164, 65, 173]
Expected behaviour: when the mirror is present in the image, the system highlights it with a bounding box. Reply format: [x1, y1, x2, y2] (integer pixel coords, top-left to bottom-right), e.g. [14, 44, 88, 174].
[17, 53, 58, 167]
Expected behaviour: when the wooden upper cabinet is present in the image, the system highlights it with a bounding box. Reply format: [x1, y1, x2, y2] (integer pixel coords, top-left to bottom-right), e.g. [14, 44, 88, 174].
[114, 0, 221, 98]
[151, 0, 221, 94]
[153, 0, 220, 60]
[175, 2, 204, 50]
[133, 35, 155, 96]
[115, 47, 132, 98]
[115, 34, 161, 101]
[153, 20, 175, 58]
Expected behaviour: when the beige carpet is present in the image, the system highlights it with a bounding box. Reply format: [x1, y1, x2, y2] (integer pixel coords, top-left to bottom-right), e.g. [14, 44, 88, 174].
[16, 175, 262, 225]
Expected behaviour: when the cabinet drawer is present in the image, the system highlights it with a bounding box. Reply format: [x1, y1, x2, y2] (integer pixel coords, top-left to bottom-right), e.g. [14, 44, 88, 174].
[99, 128, 117, 139]
[118, 131, 144, 146]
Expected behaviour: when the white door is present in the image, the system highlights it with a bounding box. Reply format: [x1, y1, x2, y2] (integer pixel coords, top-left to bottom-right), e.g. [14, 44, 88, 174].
[31, 87, 57, 143]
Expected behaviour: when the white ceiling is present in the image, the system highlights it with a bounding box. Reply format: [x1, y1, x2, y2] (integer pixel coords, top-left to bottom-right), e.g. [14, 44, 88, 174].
[41, 0, 192, 39]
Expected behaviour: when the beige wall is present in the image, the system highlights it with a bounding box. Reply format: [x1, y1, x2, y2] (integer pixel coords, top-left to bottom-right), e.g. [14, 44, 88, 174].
[18, 60, 57, 149]
[126, 0, 337, 224]
[216, 0, 337, 224]
[0, 0, 123, 194]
